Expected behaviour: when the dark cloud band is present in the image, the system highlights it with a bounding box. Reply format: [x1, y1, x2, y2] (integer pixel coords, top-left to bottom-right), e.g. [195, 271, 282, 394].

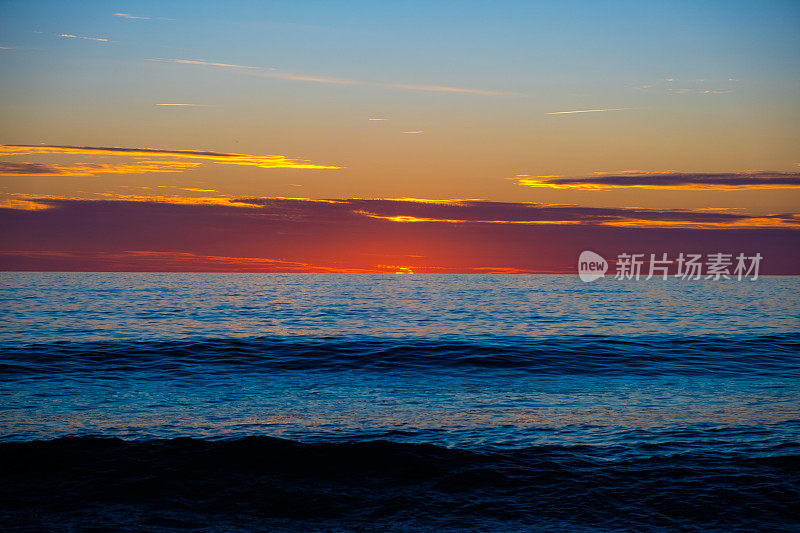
[515, 172, 800, 190]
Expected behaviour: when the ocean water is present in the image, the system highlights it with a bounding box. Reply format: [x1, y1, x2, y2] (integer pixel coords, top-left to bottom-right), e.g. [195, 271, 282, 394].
[1, 273, 799, 531]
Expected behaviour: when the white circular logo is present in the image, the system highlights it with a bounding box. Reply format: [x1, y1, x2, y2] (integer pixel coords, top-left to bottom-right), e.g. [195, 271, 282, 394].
[578, 250, 607, 282]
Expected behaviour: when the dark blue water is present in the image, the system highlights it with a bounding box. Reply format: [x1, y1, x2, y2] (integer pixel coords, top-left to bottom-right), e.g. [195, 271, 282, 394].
[1, 273, 799, 531]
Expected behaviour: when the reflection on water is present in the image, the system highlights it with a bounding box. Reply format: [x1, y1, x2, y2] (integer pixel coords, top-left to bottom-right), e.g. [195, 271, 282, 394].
[1, 273, 798, 342]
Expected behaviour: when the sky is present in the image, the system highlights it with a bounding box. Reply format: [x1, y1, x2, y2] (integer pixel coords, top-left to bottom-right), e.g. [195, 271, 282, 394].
[1, 0, 798, 273]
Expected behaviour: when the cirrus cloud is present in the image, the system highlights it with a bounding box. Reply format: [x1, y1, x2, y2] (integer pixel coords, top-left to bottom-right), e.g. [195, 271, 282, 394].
[114, 13, 150, 20]
[58, 34, 109, 42]
[148, 58, 520, 96]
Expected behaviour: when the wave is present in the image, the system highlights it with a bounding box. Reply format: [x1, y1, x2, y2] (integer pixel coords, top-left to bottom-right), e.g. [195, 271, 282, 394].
[2, 333, 799, 377]
[0, 436, 798, 531]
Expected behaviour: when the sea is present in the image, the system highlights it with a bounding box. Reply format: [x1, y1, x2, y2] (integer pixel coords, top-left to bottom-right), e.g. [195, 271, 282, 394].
[0, 272, 798, 531]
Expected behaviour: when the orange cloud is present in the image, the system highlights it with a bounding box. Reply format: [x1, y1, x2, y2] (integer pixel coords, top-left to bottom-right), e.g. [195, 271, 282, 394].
[0, 193, 261, 210]
[381, 198, 476, 205]
[341, 199, 800, 229]
[353, 210, 800, 229]
[0, 160, 200, 176]
[513, 171, 800, 190]
[355, 211, 583, 225]
[603, 217, 800, 229]
[102, 195, 263, 207]
[0, 199, 52, 211]
[0, 144, 342, 175]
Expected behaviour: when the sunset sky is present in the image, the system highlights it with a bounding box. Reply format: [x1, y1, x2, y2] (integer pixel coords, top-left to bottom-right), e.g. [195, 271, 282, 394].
[1, 1, 798, 273]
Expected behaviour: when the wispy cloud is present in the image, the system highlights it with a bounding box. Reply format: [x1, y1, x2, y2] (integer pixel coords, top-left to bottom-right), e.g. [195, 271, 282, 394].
[633, 76, 736, 96]
[150, 58, 259, 70]
[155, 103, 206, 107]
[403, 131, 424, 134]
[356, 211, 581, 225]
[0, 144, 342, 176]
[150, 58, 518, 96]
[669, 88, 734, 96]
[233, 197, 800, 229]
[544, 108, 632, 115]
[59, 34, 109, 42]
[114, 12, 150, 20]
[390, 83, 520, 96]
[267, 71, 356, 85]
[368, 118, 387, 121]
[513, 171, 800, 190]
[340, 199, 800, 229]
[0, 193, 259, 210]
[0, 160, 199, 177]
